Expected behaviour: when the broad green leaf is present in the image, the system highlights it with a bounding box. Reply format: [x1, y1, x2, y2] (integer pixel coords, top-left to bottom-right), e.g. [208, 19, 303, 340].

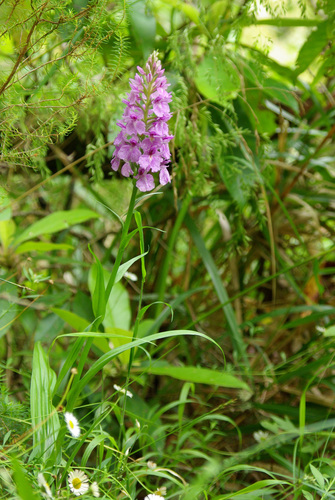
[15, 241, 74, 254]
[0, 219, 15, 249]
[12, 458, 39, 500]
[35, 313, 65, 343]
[264, 77, 299, 113]
[137, 318, 156, 338]
[0, 186, 12, 222]
[194, 54, 240, 104]
[323, 325, 335, 337]
[115, 252, 147, 285]
[309, 464, 325, 489]
[88, 248, 106, 322]
[30, 342, 60, 462]
[180, 3, 200, 24]
[104, 281, 131, 331]
[241, 91, 277, 135]
[207, 1, 229, 29]
[161, 0, 200, 25]
[88, 265, 131, 331]
[217, 156, 258, 208]
[105, 327, 133, 365]
[0, 282, 18, 338]
[241, 53, 296, 92]
[0, 207, 11, 222]
[51, 308, 90, 332]
[144, 364, 250, 391]
[53, 298, 108, 354]
[13, 209, 99, 246]
[129, 0, 156, 58]
[295, 20, 329, 75]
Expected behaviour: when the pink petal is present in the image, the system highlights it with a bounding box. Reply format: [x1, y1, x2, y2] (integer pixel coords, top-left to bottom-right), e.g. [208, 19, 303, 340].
[136, 173, 155, 192]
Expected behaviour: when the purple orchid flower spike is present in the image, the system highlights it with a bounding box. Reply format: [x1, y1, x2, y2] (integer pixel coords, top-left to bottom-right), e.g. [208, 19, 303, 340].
[111, 51, 173, 192]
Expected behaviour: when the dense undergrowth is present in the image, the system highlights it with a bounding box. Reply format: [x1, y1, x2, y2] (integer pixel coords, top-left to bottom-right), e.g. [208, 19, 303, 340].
[0, 0, 335, 498]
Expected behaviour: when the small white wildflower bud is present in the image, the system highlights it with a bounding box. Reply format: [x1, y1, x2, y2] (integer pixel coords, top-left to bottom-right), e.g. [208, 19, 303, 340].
[147, 460, 157, 470]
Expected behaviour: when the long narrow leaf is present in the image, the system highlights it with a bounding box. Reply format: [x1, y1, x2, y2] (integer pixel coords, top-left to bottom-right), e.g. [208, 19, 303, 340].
[13, 209, 99, 246]
[185, 213, 249, 368]
[30, 342, 60, 463]
[142, 364, 250, 390]
[58, 330, 222, 408]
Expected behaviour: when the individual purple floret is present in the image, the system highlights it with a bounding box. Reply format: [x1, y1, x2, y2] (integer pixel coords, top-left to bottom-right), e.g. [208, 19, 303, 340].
[111, 51, 173, 192]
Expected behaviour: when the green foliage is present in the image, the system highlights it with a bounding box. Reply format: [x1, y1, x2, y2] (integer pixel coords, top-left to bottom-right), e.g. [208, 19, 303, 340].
[0, 0, 128, 174]
[1, 0, 335, 498]
[12, 458, 39, 500]
[0, 372, 29, 444]
[30, 342, 60, 463]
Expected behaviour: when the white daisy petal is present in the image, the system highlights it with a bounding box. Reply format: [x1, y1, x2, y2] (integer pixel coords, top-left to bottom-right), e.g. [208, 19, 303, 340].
[68, 470, 89, 496]
[38, 473, 53, 499]
[144, 494, 163, 500]
[124, 271, 138, 281]
[253, 430, 269, 443]
[147, 460, 157, 470]
[64, 412, 81, 438]
[113, 384, 133, 398]
[91, 481, 100, 497]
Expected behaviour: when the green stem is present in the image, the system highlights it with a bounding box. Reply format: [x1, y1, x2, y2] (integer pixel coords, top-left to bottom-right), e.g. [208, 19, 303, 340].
[103, 183, 138, 320]
[117, 278, 144, 448]
[118, 229, 146, 445]
[67, 183, 137, 410]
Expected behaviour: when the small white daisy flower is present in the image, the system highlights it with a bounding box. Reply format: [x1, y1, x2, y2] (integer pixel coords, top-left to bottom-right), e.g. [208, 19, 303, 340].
[253, 430, 269, 443]
[64, 412, 81, 438]
[68, 470, 89, 496]
[156, 486, 167, 496]
[38, 473, 53, 499]
[144, 494, 163, 500]
[113, 384, 133, 398]
[124, 271, 138, 281]
[91, 481, 100, 497]
[147, 460, 157, 470]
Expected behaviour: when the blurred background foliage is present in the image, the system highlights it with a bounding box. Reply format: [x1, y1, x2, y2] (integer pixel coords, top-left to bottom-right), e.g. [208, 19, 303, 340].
[1, 0, 335, 497]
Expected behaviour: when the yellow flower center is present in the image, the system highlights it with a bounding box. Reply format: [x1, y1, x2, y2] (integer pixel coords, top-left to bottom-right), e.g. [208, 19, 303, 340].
[69, 420, 74, 429]
[72, 478, 82, 489]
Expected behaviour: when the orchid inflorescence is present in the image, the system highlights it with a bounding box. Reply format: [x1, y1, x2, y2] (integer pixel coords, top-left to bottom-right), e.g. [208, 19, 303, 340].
[111, 51, 173, 192]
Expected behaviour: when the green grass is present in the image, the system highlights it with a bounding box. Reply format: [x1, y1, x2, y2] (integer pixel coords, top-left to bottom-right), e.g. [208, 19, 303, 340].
[1, 0, 335, 498]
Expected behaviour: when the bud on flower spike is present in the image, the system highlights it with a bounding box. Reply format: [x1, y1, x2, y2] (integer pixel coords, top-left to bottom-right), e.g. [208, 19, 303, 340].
[111, 52, 173, 192]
